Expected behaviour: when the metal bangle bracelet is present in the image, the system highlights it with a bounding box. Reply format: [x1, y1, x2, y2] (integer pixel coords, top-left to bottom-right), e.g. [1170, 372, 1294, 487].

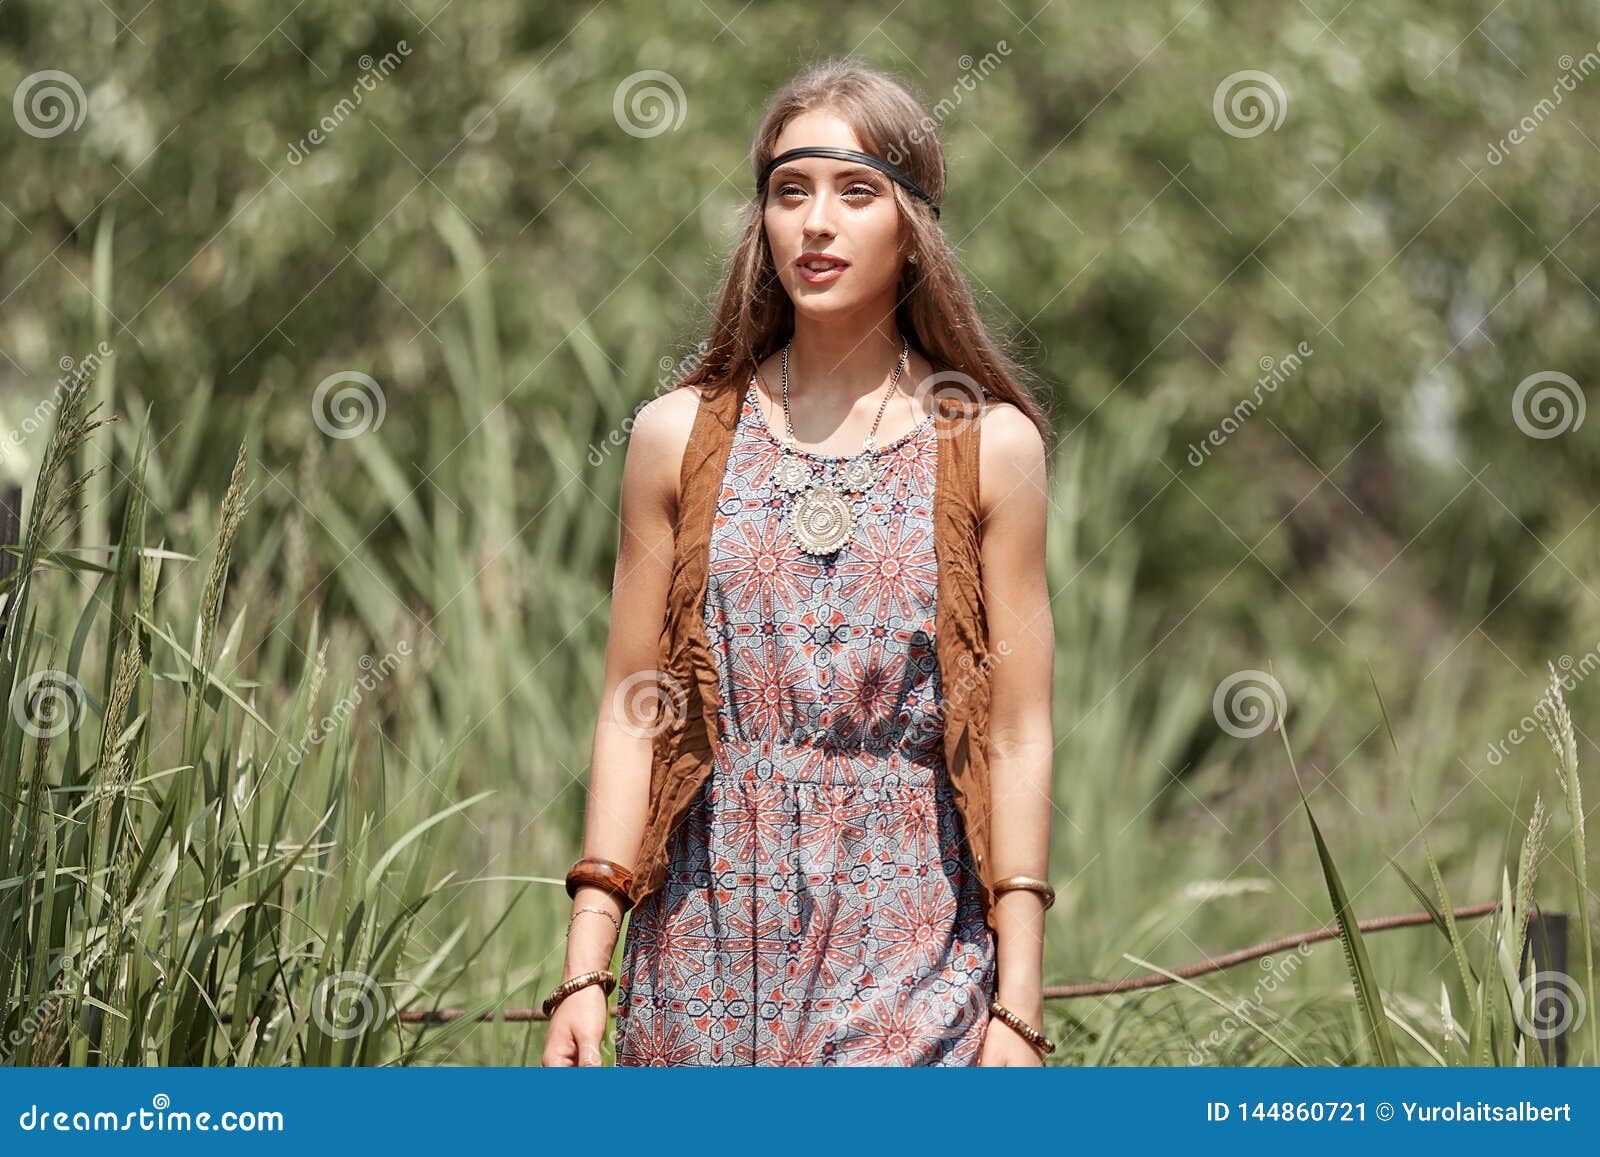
[990, 875, 1056, 910]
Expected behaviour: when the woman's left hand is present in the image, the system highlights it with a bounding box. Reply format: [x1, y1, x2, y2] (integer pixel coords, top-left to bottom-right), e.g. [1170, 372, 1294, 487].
[978, 1016, 1047, 1066]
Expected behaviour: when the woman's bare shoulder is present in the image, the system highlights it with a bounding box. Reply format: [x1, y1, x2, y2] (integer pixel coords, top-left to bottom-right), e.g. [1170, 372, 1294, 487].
[977, 395, 1035, 437]
[625, 383, 713, 514]
[976, 397, 1046, 520]
[632, 382, 706, 440]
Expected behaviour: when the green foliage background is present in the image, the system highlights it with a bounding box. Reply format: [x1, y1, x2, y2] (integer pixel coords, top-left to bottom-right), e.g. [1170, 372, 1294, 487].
[0, 0, 1596, 1064]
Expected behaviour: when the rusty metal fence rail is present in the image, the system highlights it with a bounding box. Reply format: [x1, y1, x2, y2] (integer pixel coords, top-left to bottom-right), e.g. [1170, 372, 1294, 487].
[402, 900, 1571, 1063]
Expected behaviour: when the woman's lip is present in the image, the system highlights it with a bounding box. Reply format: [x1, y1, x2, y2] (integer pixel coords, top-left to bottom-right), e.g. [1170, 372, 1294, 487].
[797, 262, 846, 284]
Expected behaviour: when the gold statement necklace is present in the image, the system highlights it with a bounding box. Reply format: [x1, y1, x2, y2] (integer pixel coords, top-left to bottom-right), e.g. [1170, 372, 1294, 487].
[770, 337, 909, 556]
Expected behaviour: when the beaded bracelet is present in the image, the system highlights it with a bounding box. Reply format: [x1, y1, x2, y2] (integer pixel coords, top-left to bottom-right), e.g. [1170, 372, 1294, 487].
[541, 969, 618, 1018]
[989, 998, 1056, 1056]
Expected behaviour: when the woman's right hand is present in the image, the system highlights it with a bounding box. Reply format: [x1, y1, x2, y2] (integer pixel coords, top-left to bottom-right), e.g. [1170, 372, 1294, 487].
[540, 983, 612, 1066]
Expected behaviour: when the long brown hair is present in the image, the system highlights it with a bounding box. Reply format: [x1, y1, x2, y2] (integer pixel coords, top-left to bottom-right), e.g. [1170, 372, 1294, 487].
[671, 56, 1054, 461]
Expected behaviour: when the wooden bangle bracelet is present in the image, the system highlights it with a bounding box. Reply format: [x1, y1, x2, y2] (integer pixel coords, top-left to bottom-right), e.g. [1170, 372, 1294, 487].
[566, 857, 636, 911]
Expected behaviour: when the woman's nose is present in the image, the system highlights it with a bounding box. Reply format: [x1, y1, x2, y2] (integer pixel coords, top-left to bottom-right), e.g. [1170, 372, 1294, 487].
[803, 193, 837, 234]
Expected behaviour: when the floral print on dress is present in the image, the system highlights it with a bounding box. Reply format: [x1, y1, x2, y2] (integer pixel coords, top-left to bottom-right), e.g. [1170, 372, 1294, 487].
[615, 380, 995, 1066]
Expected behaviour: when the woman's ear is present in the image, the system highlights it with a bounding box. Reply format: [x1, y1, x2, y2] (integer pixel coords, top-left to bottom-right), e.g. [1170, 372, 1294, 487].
[897, 229, 919, 266]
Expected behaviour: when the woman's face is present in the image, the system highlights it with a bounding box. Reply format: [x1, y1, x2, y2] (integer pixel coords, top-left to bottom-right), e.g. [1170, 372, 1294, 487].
[762, 111, 909, 320]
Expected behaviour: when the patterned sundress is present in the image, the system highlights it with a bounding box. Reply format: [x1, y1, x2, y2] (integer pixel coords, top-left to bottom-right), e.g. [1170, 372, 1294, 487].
[613, 377, 996, 1066]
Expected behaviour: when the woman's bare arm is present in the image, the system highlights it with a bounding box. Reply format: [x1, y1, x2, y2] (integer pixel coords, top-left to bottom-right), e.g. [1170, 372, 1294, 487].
[558, 386, 699, 977]
[976, 401, 1055, 1031]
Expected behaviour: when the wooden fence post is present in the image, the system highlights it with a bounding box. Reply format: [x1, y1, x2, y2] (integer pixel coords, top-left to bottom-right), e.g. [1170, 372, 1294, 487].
[1521, 910, 1571, 1066]
[0, 482, 22, 642]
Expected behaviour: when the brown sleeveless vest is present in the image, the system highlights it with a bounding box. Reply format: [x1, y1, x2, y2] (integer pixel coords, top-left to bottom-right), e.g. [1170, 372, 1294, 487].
[625, 373, 999, 932]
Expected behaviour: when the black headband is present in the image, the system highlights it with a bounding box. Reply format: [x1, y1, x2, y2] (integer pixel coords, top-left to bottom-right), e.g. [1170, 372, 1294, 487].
[757, 146, 940, 219]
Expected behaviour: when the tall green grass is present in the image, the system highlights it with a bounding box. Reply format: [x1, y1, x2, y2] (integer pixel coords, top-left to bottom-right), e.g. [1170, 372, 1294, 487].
[1, 210, 1590, 1066]
[0, 371, 517, 1064]
[1118, 668, 1592, 1067]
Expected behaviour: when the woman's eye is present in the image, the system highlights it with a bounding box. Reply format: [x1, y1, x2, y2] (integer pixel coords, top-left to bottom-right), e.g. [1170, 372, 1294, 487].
[774, 184, 877, 200]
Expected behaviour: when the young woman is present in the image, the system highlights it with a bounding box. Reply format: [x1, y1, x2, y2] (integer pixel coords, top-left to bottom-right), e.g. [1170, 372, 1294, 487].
[541, 58, 1056, 1067]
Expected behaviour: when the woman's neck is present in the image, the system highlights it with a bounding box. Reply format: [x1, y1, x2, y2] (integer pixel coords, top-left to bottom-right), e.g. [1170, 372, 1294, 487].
[785, 314, 907, 407]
